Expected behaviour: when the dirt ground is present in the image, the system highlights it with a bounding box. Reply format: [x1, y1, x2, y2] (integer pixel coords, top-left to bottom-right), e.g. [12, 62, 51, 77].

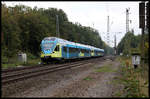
[2, 58, 124, 98]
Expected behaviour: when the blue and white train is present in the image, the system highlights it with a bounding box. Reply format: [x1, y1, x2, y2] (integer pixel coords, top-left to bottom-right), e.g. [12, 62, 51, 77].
[40, 37, 104, 63]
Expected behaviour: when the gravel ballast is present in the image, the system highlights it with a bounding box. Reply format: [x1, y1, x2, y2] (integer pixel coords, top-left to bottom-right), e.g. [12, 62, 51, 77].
[2, 58, 124, 97]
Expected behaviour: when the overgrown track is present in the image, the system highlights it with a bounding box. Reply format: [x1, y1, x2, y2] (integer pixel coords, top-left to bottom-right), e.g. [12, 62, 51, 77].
[2, 57, 106, 85]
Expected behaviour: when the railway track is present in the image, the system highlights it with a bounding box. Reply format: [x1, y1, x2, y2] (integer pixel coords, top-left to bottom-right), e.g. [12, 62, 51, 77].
[2, 57, 105, 85]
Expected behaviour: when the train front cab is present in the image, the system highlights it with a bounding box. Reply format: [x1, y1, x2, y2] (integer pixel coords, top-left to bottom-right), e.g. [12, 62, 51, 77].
[41, 42, 62, 63]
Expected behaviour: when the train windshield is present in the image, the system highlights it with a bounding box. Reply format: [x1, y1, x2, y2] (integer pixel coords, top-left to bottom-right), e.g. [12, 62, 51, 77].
[42, 43, 54, 50]
[44, 37, 55, 41]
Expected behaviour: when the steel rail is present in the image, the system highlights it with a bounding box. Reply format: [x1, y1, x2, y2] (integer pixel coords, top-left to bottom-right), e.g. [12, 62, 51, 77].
[2, 57, 100, 77]
[2, 57, 104, 85]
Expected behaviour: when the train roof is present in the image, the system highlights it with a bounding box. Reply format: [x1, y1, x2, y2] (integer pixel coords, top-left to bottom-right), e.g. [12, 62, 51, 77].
[43, 37, 104, 52]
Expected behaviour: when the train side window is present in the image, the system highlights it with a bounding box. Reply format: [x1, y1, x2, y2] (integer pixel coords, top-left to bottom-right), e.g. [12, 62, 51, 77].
[75, 48, 78, 52]
[72, 48, 75, 53]
[63, 47, 67, 52]
[78, 48, 80, 52]
[83, 49, 86, 53]
[85, 50, 87, 53]
[54, 45, 59, 51]
[69, 48, 77, 53]
[69, 48, 71, 53]
[73, 48, 77, 53]
[71, 48, 74, 53]
[72, 48, 74, 53]
[80, 49, 84, 53]
[86, 50, 89, 53]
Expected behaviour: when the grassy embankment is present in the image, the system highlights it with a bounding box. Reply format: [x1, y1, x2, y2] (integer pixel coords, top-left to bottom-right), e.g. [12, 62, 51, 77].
[114, 56, 149, 97]
[2, 52, 41, 69]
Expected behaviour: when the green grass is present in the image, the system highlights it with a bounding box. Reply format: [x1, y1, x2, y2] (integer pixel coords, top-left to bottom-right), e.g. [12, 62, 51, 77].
[114, 91, 122, 97]
[23, 58, 41, 66]
[115, 57, 149, 98]
[2, 53, 41, 69]
[83, 77, 92, 81]
[2, 58, 41, 69]
[2, 63, 20, 68]
[95, 64, 117, 73]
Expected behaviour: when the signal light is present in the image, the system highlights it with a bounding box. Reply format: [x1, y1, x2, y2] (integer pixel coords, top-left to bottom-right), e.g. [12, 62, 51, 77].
[139, 2, 145, 28]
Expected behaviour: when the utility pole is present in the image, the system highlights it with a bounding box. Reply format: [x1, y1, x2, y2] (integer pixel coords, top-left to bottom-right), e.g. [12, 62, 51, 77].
[7, 32, 9, 63]
[126, 8, 130, 33]
[113, 32, 121, 56]
[114, 34, 117, 56]
[56, 15, 60, 38]
[139, 1, 145, 66]
[107, 16, 110, 46]
[92, 22, 94, 28]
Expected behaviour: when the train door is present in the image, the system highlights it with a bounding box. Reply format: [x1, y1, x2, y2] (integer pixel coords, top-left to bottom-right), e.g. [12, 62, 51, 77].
[62, 46, 68, 59]
[91, 50, 94, 56]
[79, 49, 84, 58]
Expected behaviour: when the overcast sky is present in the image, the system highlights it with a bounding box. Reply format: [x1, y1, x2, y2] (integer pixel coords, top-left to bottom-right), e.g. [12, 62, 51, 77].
[2, 1, 142, 47]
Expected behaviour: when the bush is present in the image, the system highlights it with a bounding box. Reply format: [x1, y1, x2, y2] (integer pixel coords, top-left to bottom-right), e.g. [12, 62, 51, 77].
[26, 52, 37, 59]
[2, 56, 8, 64]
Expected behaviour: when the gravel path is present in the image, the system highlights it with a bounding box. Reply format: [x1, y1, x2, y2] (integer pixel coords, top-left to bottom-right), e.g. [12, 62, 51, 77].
[2, 58, 124, 97]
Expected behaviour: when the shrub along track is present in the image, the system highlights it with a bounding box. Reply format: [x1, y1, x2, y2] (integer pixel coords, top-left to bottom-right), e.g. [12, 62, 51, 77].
[2, 57, 106, 85]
